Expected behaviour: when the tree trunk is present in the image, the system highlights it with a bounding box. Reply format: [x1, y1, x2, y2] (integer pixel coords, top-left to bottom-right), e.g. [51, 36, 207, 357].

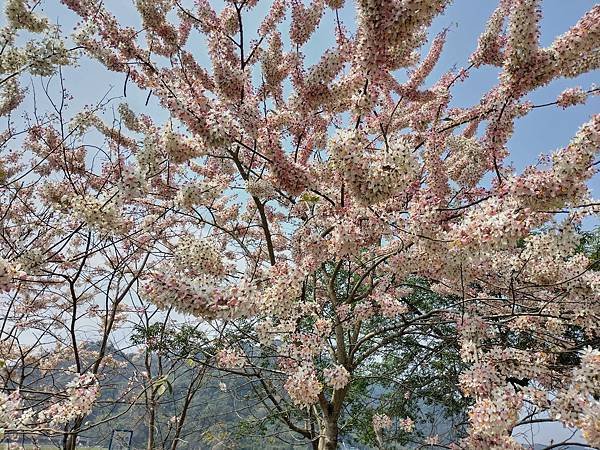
[64, 417, 84, 450]
[147, 399, 156, 450]
[318, 418, 339, 450]
[169, 390, 192, 450]
[65, 434, 76, 450]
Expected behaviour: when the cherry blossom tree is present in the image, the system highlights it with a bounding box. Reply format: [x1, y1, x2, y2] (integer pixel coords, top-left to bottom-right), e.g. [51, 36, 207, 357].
[0, 4, 179, 448]
[129, 319, 215, 450]
[2, 0, 600, 449]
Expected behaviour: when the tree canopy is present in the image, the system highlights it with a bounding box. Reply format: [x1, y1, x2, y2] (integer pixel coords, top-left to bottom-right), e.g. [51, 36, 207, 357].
[1, 1, 599, 449]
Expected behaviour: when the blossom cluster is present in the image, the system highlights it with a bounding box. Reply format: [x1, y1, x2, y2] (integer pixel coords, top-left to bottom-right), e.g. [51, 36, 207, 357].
[374, 293, 409, 318]
[39, 373, 100, 426]
[470, 0, 510, 66]
[372, 413, 392, 431]
[162, 125, 199, 164]
[67, 194, 124, 234]
[323, 364, 350, 390]
[173, 237, 225, 277]
[5, 0, 49, 32]
[0, 390, 33, 437]
[284, 365, 323, 407]
[329, 130, 419, 205]
[143, 272, 226, 319]
[445, 135, 488, 188]
[0, 79, 24, 117]
[550, 348, 600, 447]
[216, 348, 245, 369]
[355, 0, 450, 72]
[175, 178, 228, 210]
[400, 417, 414, 433]
[556, 87, 588, 109]
[0, 373, 100, 438]
[0, 258, 25, 292]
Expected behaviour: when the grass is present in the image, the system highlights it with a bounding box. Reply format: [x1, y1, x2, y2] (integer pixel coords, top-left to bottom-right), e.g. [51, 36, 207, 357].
[18, 447, 106, 450]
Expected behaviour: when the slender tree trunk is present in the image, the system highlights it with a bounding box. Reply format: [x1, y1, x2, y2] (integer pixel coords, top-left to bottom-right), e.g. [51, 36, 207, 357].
[169, 366, 206, 450]
[144, 350, 156, 450]
[61, 424, 69, 450]
[147, 400, 156, 450]
[169, 387, 193, 450]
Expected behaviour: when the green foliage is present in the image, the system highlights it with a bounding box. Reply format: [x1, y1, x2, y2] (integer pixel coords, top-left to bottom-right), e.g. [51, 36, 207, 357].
[577, 226, 600, 266]
[130, 323, 209, 357]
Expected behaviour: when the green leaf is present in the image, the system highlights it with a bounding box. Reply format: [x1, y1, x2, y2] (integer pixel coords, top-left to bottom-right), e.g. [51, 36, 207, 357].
[300, 192, 320, 204]
[154, 376, 173, 397]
